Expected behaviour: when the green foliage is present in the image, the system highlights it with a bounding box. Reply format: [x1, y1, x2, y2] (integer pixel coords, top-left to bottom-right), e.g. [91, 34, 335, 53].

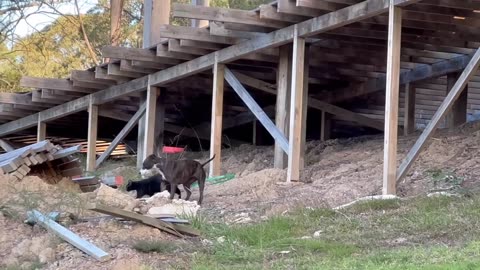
[190, 194, 480, 269]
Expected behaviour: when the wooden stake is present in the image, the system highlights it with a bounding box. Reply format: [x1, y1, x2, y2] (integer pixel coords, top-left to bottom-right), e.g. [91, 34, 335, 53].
[209, 54, 224, 177]
[321, 111, 331, 141]
[274, 45, 292, 169]
[446, 72, 468, 129]
[86, 99, 98, 172]
[300, 44, 310, 170]
[403, 83, 415, 135]
[382, 3, 402, 195]
[287, 25, 306, 183]
[137, 92, 146, 169]
[397, 47, 480, 184]
[37, 120, 46, 142]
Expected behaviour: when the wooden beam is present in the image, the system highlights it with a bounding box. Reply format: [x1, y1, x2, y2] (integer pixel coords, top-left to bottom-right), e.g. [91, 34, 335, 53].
[403, 83, 415, 135]
[159, 25, 240, 45]
[225, 67, 289, 153]
[191, 0, 210, 28]
[37, 120, 46, 142]
[383, 3, 402, 195]
[300, 44, 310, 170]
[86, 99, 98, 172]
[27, 210, 111, 262]
[0, 139, 15, 152]
[209, 57, 225, 177]
[107, 63, 143, 78]
[143, 0, 170, 47]
[154, 90, 165, 156]
[0, 0, 419, 137]
[172, 3, 288, 29]
[137, 93, 146, 169]
[101, 46, 181, 65]
[143, 85, 159, 160]
[446, 72, 468, 129]
[274, 45, 292, 169]
[287, 25, 306, 183]
[397, 47, 480, 185]
[96, 103, 146, 168]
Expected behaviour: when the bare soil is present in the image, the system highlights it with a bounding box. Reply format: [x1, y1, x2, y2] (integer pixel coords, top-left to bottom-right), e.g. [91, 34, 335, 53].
[2, 120, 480, 269]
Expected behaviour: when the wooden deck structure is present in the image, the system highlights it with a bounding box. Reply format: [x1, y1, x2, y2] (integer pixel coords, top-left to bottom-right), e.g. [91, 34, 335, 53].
[0, 0, 479, 195]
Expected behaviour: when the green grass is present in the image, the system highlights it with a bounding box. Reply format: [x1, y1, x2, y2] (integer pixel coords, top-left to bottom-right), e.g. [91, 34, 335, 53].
[133, 240, 178, 254]
[187, 194, 480, 269]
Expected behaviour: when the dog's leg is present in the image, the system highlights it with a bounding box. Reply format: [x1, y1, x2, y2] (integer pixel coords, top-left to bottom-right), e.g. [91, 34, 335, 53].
[169, 182, 176, 200]
[175, 186, 182, 199]
[198, 176, 205, 205]
[184, 184, 192, 201]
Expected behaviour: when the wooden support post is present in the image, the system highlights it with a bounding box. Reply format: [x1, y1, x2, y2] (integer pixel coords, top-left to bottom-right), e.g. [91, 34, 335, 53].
[209, 54, 224, 177]
[86, 99, 98, 172]
[252, 119, 257, 146]
[397, 47, 480, 184]
[382, 3, 402, 195]
[143, 0, 170, 48]
[191, 0, 209, 28]
[110, 0, 124, 46]
[96, 103, 146, 168]
[154, 89, 165, 156]
[274, 45, 292, 169]
[446, 72, 468, 129]
[403, 83, 415, 135]
[320, 111, 331, 141]
[287, 25, 306, 183]
[137, 93, 146, 169]
[37, 120, 46, 142]
[144, 85, 159, 160]
[300, 44, 310, 170]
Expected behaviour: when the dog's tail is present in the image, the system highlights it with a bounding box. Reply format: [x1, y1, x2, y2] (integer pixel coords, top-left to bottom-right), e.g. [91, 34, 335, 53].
[201, 154, 216, 167]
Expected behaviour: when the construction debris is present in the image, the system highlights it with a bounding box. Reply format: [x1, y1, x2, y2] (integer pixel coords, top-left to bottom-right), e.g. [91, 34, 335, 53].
[27, 210, 111, 262]
[0, 140, 83, 181]
[88, 203, 200, 237]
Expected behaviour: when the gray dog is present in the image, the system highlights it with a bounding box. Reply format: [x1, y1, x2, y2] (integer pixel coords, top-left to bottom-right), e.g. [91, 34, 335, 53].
[142, 154, 216, 205]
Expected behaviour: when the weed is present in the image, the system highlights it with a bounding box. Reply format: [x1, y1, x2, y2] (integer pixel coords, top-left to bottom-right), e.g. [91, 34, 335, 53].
[426, 168, 464, 189]
[133, 240, 178, 253]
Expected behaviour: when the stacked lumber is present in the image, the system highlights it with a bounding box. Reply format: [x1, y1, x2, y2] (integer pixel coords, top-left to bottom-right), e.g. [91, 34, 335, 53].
[0, 140, 84, 181]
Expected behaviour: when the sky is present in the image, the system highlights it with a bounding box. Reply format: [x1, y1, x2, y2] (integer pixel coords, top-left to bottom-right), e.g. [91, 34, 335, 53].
[13, 0, 98, 37]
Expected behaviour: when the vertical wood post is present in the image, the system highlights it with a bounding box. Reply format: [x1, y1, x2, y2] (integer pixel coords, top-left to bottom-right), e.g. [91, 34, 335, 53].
[209, 54, 225, 177]
[274, 45, 292, 169]
[446, 72, 468, 129]
[110, 0, 124, 46]
[37, 120, 46, 142]
[382, 3, 402, 195]
[320, 111, 331, 141]
[191, 0, 209, 27]
[143, 0, 170, 48]
[87, 99, 99, 172]
[144, 85, 159, 159]
[403, 83, 415, 135]
[154, 89, 165, 156]
[300, 44, 310, 170]
[252, 119, 257, 146]
[137, 93, 146, 169]
[287, 25, 306, 182]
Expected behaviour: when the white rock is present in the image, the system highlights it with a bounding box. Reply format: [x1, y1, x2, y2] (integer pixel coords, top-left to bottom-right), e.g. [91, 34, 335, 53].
[427, 191, 460, 198]
[313, 230, 323, 238]
[300, 236, 312, 239]
[217, 236, 226, 243]
[279, 250, 290, 254]
[147, 199, 200, 217]
[201, 239, 213, 246]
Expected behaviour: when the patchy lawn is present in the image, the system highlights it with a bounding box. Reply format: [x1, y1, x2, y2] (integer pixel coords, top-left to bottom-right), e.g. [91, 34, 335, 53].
[188, 194, 480, 269]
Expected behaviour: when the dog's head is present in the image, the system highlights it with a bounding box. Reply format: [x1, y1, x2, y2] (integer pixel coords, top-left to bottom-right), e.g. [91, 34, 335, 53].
[125, 180, 134, 191]
[141, 154, 168, 179]
[142, 154, 164, 169]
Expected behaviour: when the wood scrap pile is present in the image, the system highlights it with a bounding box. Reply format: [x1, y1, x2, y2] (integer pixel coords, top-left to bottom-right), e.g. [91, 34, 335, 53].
[0, 140, 84, 181]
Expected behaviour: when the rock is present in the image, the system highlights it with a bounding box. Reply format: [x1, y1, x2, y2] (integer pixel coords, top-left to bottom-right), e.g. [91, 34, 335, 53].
[39, 248, 55, 263]
[427, 191, 460, 198]
[201, 239, 213, 246]
[217, 236, 226, 243]
[313, 230, 323, 238]
[301, 236, 312, 239]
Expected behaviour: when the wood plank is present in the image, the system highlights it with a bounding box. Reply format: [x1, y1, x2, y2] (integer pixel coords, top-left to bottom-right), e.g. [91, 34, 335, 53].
[224, 68, 289, 153]
[70, 70, 116, 87]
[274, 45, 292, 169]
[101, 46, 181, 65]
[86, 100, 98, 172]
[320, 111, 332, 141]
[27, 210, 111, 262]
[403, 83, 415, 135]
[397, 47, 480, 184]
[107, 63, 143, 78]
[96, 103, 146, 168]
[0, 139, 15, 152]
[88, 204, 195, 237]
[287, 26, 306, 182]
[159, 25, 240, 45]
[383, 4, 402, 195]
[209, 58, 225, 177]
[52, 145, 83, 160]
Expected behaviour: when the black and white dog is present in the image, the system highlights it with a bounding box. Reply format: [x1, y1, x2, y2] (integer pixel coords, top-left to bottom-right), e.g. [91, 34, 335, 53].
[126, 174, 181, 199]
[141, 154, 215, 205]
